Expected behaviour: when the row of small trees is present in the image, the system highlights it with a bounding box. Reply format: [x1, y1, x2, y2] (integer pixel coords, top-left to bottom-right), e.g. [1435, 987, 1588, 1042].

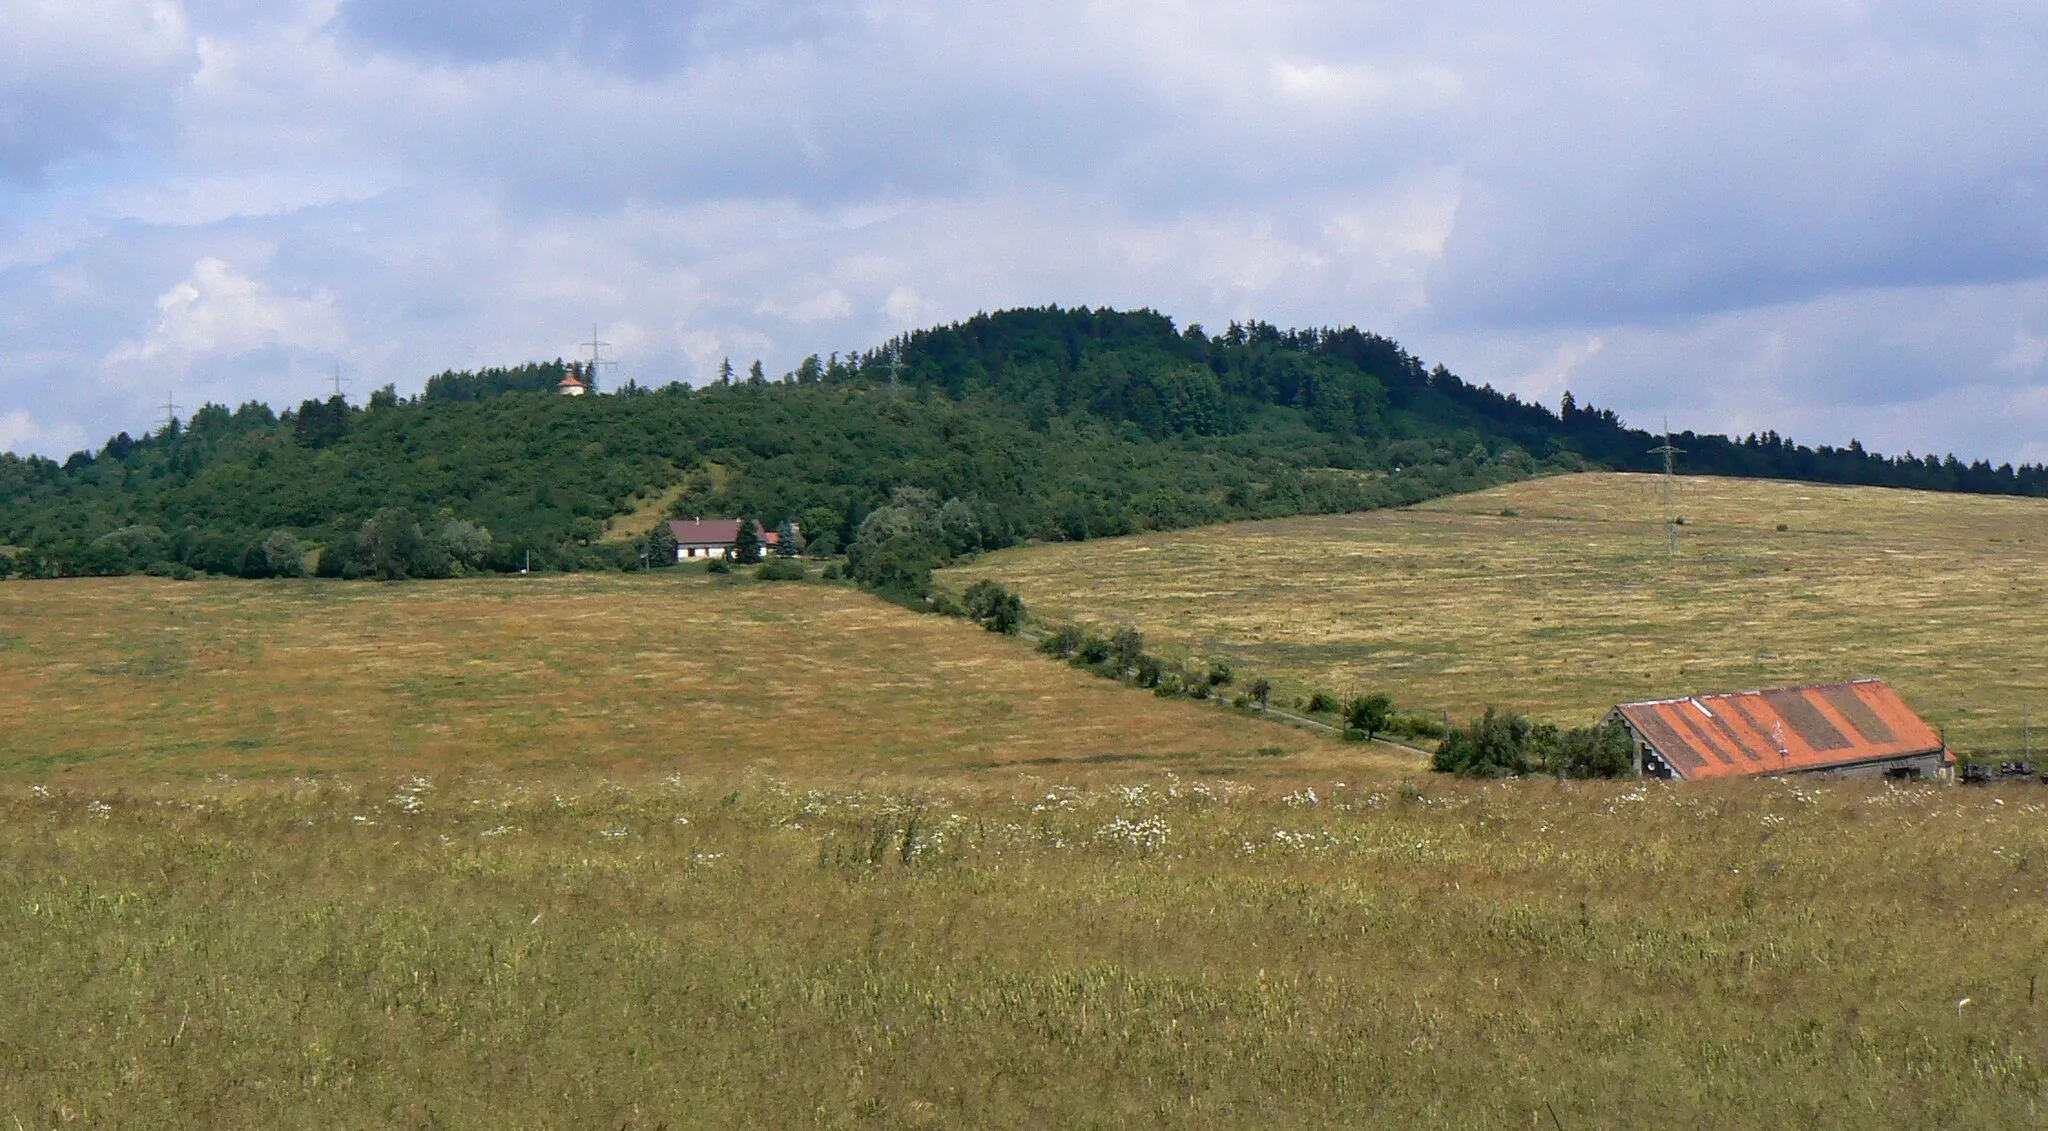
[1431, 709, 1635, 779]
[941, 577, 1636, 781]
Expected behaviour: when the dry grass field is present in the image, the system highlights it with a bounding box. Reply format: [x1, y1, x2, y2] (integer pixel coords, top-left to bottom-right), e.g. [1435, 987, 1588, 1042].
[0, 572, 1338, 785]
[943, 472, 2048, 753]
[5, 774, 2046, 1127]
[8, 543, 2048, 1125]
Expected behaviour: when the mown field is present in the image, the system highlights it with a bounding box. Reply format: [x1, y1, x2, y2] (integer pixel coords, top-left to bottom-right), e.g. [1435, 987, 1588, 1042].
[944, 472, 2048, 753]
[6, 549, 2048, 1125]
[6, 775, 2047, 1127]
[0, 572, 1334, 784]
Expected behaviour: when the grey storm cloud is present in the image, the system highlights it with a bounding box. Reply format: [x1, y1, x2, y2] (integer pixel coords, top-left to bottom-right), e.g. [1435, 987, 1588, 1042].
[2, 0, 2047, 463]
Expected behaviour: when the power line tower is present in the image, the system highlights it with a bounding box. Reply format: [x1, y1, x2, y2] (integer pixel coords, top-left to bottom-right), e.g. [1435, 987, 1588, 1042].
[327, 363, 350, 400]
[159, 391, 184, 435]
[1648, 418, 1685, 559]
[581, 324, 617, 390]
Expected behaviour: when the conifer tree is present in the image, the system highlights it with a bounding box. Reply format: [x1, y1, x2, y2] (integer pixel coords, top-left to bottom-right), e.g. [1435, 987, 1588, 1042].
[732, 519, 763, 564]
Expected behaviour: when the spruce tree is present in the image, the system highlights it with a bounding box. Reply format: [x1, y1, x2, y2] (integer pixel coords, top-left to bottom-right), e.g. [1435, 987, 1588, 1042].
[732, 519, 763, 564]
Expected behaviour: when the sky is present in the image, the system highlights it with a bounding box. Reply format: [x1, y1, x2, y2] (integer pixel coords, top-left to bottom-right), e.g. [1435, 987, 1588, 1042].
[3, 1, 2046, 464]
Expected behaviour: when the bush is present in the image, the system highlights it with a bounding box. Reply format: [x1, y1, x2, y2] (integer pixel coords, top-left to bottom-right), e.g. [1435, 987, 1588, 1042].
[1074, 635, 1113, 666]
[1540, 721, 1636, 779]
[1134, 654, 1164, 689]
[1207, 659, 1233, 686]
[1111, 626, 1144, 673]
[1431, 711, 1635, 779]
[706, 557, 731, 574]
[1433, 708, 1535, 777]
[1306, 691, 1337, 714]
[756, 558, 806, 581]
[962, 579, 1024, 634]
[1388, 710, 1447, 739]
[1038, 624, 1084, 659]
[820, 562, 842, 580]
[1249, 677, 1272, 710]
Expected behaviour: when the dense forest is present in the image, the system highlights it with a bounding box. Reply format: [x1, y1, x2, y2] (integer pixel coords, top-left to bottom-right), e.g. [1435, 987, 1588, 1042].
[2, 306, 2041, 582]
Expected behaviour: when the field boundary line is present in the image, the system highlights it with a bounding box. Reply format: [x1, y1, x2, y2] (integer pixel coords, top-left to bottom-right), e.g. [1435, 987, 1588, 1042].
[1010, 623, 1430, 757]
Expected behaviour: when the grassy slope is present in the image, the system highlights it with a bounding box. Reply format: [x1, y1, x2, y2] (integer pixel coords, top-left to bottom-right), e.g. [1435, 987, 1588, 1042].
[943, 472, 2048, 753]
[0, 573, 1338, 784]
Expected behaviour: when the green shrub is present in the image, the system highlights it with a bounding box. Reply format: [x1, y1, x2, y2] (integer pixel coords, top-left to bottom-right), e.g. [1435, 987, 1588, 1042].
[1038, 624, 1083, 659]
[962, 579, 1024, 634]
[1389, 710, 1447, 739]
[1074, 635, 1113, 667]
[1344, 693, 1394, 740]
[1306, 691, 1337, 714]
[756, 558, 807, 581]
[706, 557, 732, 574]
[1207, 659, 1233, 686]
[820, 562, 843, 580]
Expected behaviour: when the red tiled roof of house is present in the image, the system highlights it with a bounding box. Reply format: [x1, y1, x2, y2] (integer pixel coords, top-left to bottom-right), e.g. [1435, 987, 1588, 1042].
[1614, 679, 1945, 780]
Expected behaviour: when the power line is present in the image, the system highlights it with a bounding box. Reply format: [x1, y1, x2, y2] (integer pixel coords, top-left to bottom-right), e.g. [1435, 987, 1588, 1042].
[159, 391, 183, 435]
[581, 324, 617, 384]
[1648, 418, 1685, 560]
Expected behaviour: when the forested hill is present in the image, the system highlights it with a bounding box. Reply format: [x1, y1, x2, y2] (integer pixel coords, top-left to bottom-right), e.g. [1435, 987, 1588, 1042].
[1, 306, 2040, 580]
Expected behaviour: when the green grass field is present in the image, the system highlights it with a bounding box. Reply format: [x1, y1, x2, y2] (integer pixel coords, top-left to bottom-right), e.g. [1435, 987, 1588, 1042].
[7, 775, 2047, 1127]
[944, 472, 2048, 753]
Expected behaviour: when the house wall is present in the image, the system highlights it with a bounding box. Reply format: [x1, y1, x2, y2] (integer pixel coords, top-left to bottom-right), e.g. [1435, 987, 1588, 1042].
[675, 544, 733, 561]
[1791, 751, 1948, 782]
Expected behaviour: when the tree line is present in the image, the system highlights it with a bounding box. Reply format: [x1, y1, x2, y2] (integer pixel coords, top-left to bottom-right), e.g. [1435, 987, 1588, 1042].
[3, 305, 2038, 583]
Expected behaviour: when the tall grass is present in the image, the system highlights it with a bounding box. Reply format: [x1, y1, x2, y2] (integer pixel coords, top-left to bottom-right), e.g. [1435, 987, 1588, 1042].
[5, 772, 2045, 1126]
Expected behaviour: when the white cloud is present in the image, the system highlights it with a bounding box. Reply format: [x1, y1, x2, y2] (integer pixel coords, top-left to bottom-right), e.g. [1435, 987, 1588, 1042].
[0, 409, 40, 452]
[105, 256, 343, 366]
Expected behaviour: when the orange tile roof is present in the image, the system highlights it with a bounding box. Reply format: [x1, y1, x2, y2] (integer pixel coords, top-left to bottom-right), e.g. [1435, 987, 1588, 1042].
[1613, 679, 1945, 780]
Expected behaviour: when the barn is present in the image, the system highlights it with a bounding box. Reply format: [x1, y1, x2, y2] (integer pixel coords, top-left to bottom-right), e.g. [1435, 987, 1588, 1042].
[1605, 679, 1951, 781]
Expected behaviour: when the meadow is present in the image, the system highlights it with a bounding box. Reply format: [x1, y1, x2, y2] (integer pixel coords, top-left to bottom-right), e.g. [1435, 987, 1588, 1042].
[0, 571, 1328, 784]
[943, 472, 2048, 753]
[6, 518, 2048, 1126]
[6, 773, 2046, 1127]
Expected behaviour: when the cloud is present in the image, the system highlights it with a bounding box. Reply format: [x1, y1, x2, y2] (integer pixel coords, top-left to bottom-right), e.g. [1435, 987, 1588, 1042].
[0, 0, 197, 184]
[105, 256, 344, 368]
[3, 0, 2048, 466]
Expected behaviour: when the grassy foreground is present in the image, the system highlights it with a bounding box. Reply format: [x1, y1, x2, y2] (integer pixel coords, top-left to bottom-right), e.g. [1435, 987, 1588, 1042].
[5, 773, 2046, 1127]
[943, 472, 2048, 753]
